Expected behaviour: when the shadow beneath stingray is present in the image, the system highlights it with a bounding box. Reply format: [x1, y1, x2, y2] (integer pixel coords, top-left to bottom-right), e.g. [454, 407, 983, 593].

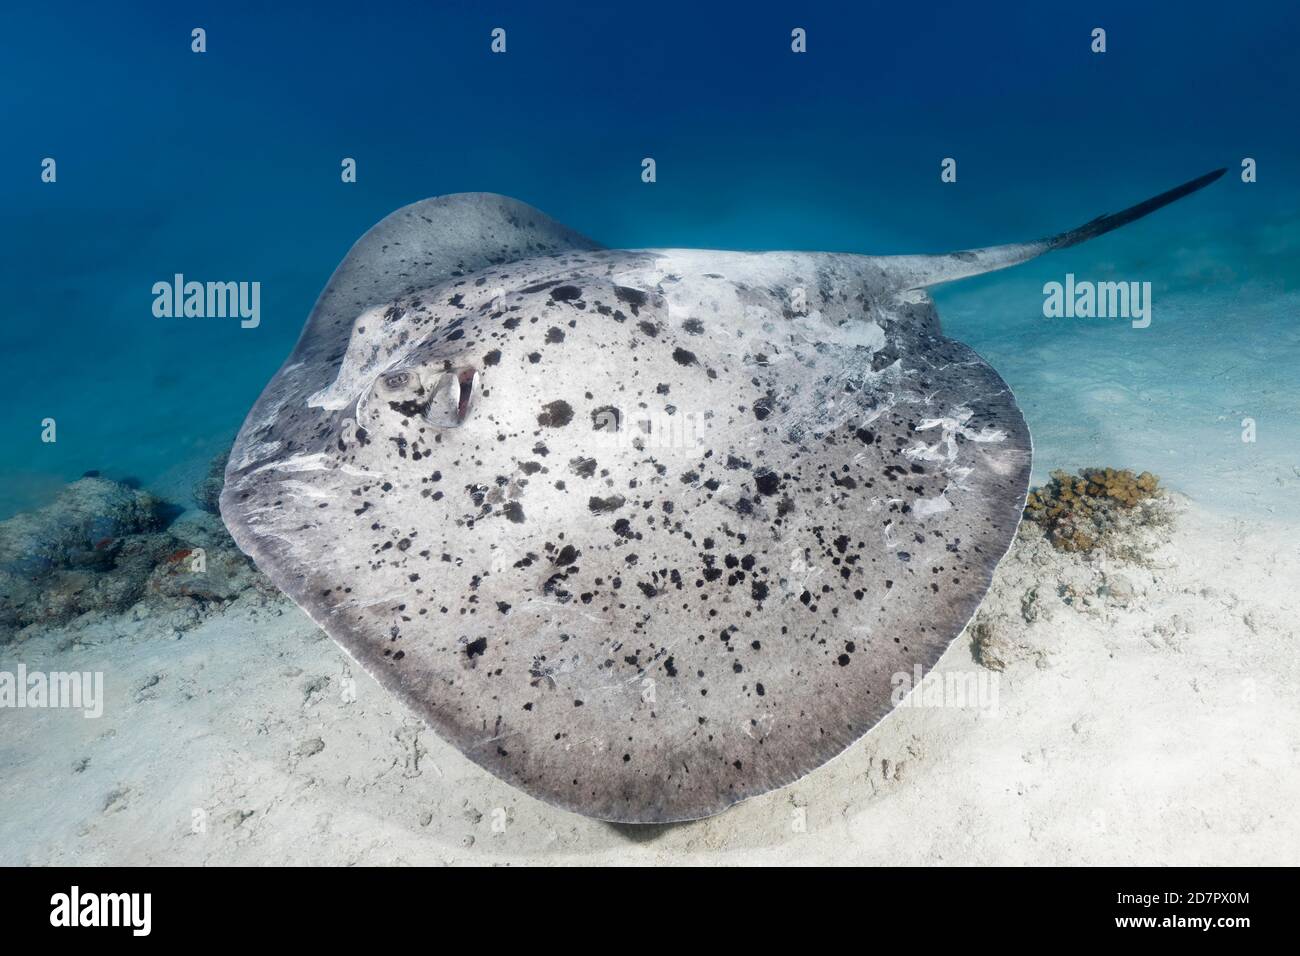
[604, 820, 694, 843]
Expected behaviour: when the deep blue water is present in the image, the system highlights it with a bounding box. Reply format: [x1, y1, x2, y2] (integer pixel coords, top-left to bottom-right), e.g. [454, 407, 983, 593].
[2, 0, 1298, 518]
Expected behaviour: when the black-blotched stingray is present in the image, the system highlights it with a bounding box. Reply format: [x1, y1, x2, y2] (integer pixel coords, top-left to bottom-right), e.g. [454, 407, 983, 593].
[221, 169, 1223, 822]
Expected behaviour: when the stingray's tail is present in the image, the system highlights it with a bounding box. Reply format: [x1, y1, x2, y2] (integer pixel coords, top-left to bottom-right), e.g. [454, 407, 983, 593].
[883, 168, 1226, 291]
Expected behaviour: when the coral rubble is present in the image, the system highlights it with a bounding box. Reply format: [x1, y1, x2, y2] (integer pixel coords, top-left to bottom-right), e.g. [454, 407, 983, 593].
[1023, 467, 1164, 553]
[0, 474, 267, 641]
[192, 446, 230, 514]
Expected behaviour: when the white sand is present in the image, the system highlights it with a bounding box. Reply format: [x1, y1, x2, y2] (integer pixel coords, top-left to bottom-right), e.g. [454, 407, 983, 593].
[2, 496, 1297, 865]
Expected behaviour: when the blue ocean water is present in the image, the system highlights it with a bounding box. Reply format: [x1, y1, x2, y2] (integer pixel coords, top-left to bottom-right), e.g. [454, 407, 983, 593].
[2, 0, 1297, 519]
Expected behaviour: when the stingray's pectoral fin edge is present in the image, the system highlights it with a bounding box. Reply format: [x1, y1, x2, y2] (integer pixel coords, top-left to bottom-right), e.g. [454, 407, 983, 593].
[891, 167, 1227, 290]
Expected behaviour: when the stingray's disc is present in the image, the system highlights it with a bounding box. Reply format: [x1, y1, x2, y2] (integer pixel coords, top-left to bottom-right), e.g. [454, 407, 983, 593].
[222, 194, 1030, 822]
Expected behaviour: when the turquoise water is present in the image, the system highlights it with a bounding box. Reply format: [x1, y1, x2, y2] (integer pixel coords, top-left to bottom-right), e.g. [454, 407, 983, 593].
[2, 1, 1297, 518]
[942, 192, 1300, 517]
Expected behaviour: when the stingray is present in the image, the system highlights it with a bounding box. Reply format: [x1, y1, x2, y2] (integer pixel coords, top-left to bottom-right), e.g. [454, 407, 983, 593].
[221, 169, 1223, 822]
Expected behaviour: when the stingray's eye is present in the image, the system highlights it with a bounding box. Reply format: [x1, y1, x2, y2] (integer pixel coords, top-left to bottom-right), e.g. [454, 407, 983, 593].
[379, 370, 417, 393]
[426, 367, 479, 427]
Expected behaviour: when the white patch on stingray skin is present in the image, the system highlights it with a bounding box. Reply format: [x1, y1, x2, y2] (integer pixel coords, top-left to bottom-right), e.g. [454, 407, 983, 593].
[907, 407, 1008, 462]
[247, 452, 379, 479]
[911, 492, 954, 517]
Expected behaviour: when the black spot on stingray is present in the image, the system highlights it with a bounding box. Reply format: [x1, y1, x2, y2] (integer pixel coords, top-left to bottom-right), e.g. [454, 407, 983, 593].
[754, 470, 780, 496]
[503, 501, 525, 523]
[554, 544, 580, 566]
[545, 326, 566, 343]
[466, 637, 488, 659]
[537, 400, 574, 427]
[570, 457, 598, 478]
[520, 461, 543, 475]
[542, 572, 572, 601]
[637, 320, 659, 337]
[483, 349, 502, 366]
[753, 396, 774, 420]
[387, 397, 431, 419]
[682, 318, 704, 335]
[520, 279, 562, 294]
[588, 494, 626, 514]
[672, 347, 698, 366]
[551, 285, 582, 302]
[614, 286, 647, 311]
[856, 427, 876, 444]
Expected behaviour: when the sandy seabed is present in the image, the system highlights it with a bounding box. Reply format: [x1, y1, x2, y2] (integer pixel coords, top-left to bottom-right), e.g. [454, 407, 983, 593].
[1, 495, 1297, 866]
